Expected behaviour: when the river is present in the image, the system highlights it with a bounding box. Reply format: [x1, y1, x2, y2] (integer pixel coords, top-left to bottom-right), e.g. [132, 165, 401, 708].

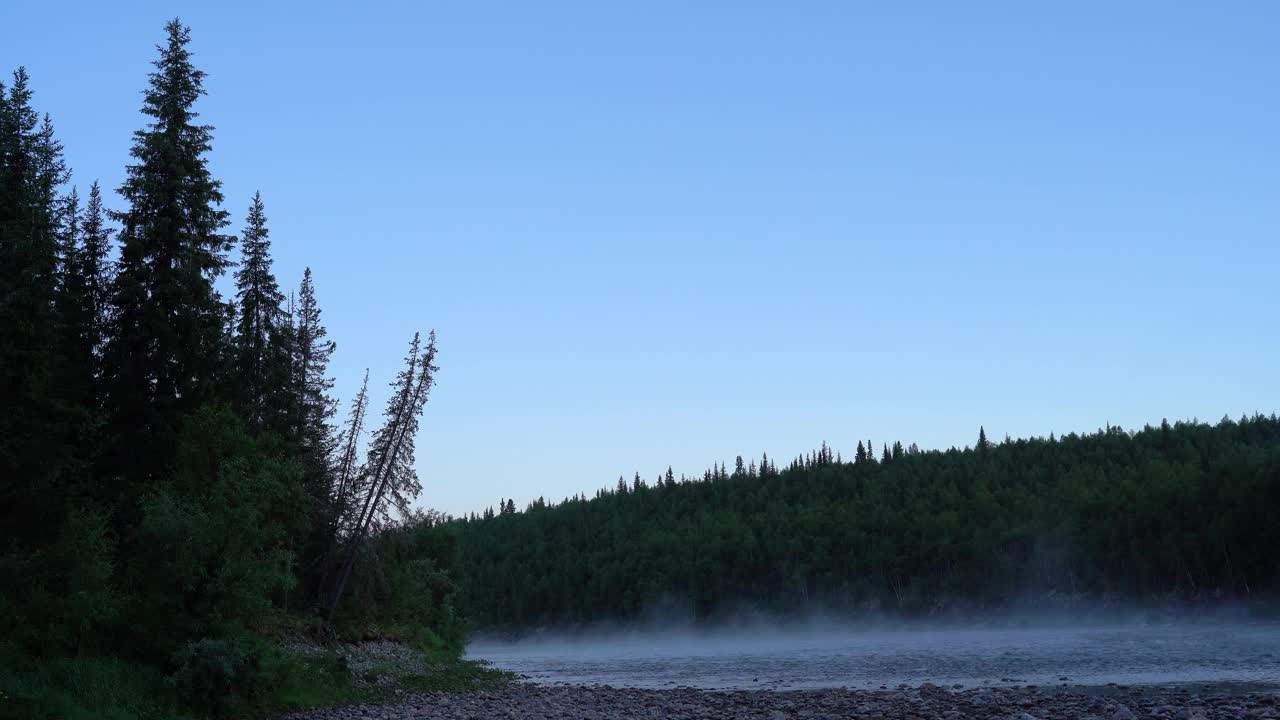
[467, 622, 1280, 691]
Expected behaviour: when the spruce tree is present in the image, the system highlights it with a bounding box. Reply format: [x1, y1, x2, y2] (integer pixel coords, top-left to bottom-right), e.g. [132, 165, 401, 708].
[50, 186, 103, 459]
[54, 185, 80, 293]
[0, 68, 74, 546]
[79, 182, 114, 361]
[52, 186, 84, 391]
[232, 191, 285, 432]
[59, 181, 116, 387]
[265, 291, 299, 439]
[102, 19, 234, 487]
[52, 180, 117, 460]
[294, 267, 337, 482]
[0, 70, 69, 410]
[379, 330, 436, 524]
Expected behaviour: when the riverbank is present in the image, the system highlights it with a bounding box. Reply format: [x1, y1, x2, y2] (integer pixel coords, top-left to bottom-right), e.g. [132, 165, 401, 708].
[0, 638, 510, 720]
[283, 683, 1279, 720]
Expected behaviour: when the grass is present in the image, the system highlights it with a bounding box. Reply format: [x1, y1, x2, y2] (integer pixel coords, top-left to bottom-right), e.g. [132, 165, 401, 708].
[266, 625, 518, 712]
[269, 652, 357, 712]
[0, 647, 192, 720]
[384, 657, 515, 693]
[269, 615, 514, 709]
[278, 657, 514, 705]
[1, 638, 514, 720]
[271, 648, 515, 713]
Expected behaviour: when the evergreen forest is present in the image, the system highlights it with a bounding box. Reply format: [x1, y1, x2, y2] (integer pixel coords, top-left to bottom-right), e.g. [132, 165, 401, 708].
[454, 418, 1280, 630]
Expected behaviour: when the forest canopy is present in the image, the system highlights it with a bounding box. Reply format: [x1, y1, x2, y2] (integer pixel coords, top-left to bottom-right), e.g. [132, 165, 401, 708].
[454, 417, 1280, 630]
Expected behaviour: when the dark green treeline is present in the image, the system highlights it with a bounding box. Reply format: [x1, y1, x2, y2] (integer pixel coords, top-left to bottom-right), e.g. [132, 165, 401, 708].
[455, 417, 1280, 629]
[1, 19, 452, 717]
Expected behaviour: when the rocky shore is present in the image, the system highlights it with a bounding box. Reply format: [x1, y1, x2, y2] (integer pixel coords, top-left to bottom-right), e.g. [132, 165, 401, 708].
[283, 682, 1279, 720]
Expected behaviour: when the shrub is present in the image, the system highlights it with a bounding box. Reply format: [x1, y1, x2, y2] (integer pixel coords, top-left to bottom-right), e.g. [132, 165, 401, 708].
[170, 636, 275, 717]
[0, 646, 186, 720]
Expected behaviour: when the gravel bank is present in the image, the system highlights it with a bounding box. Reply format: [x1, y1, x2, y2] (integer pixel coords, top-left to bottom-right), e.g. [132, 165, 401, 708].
[282, 639, 447, 690]
[283, 682, 1279, 720]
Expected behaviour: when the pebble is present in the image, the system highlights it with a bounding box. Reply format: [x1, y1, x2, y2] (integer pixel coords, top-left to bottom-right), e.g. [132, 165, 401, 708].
[280, 684, 1278, 720]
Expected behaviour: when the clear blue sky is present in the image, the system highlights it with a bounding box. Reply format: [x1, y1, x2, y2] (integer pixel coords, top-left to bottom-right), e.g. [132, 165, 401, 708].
[6, 2, 1277, 516]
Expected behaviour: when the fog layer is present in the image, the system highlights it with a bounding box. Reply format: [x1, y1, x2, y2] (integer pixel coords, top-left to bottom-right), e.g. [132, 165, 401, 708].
[467, 616, 1280, 691]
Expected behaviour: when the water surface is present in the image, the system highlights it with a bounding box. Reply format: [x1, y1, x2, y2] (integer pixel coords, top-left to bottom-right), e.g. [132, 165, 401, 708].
[467, 623, 1280, 691]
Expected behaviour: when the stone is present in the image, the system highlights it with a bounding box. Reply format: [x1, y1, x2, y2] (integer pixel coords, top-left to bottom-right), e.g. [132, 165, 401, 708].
[277, 682, 1279, 720]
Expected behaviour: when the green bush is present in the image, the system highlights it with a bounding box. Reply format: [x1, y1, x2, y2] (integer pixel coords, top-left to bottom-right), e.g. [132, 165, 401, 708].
[0, 647, 187, 720]
[171, 636, 274, 717]
[126, 407, 306, 662]
[330, 516, 466, 653]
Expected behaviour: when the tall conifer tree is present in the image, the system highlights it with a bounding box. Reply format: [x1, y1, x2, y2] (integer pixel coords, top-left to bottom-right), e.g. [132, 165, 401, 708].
[53, 180, 116, 457]
[76, 181, 115, 379]
[102, 19, 234, 486]
[50, 186, 102, 459]
[53, 186, 79, 291]
[294, 267, 337, 481]
[266, 291, 299, 439]
[232, 191, 285, 432]
[0, 69, 74, 545]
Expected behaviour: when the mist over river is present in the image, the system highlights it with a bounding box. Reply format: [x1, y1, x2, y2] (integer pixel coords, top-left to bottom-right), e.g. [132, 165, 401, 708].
[467, 622, 1280, 691]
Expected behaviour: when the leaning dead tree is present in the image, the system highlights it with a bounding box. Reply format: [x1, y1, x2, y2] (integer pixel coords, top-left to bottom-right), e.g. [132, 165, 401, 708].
[325, 331, 438, 619]
[329, 368, 370, 539]
[314, 368, 371, 600]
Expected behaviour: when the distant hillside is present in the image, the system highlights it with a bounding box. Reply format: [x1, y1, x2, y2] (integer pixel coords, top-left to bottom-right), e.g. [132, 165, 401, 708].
[453, 415, 1280, 629]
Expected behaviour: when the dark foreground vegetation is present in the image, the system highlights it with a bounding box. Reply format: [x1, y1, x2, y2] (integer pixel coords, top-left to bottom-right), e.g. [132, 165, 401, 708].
[456, 417, 1280, 629]
[0, 19, 478, 719]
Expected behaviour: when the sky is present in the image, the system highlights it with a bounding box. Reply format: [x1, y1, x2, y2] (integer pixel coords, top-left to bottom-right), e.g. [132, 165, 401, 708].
[5, 2, 1278, 516]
